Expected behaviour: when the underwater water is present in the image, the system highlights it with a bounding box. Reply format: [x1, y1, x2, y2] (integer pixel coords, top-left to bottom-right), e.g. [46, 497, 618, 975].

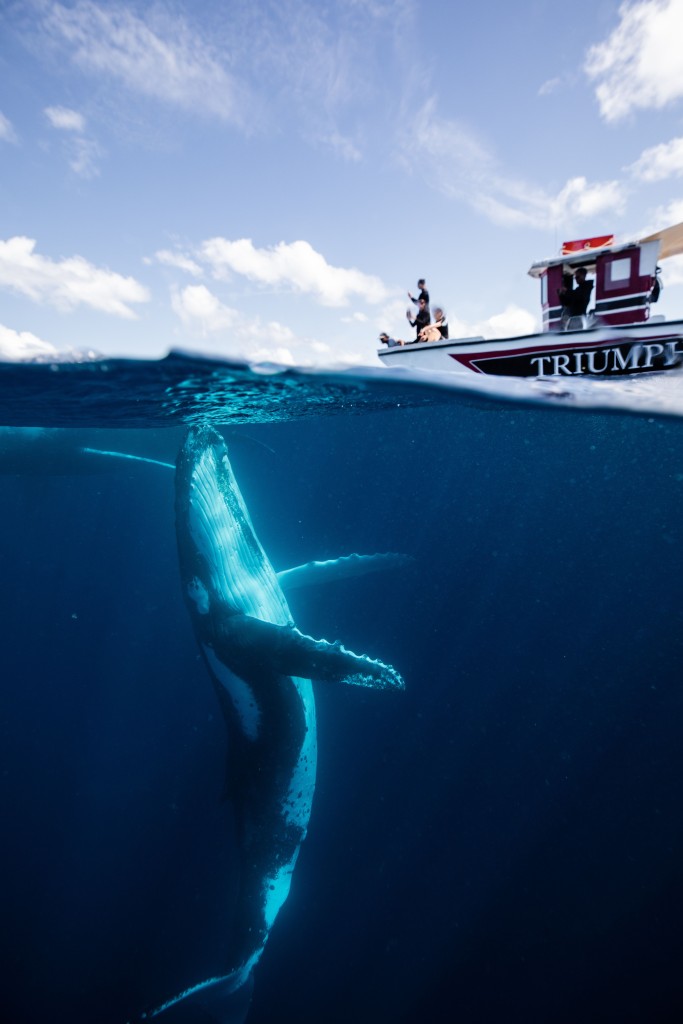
[1, 353, 682, 1024]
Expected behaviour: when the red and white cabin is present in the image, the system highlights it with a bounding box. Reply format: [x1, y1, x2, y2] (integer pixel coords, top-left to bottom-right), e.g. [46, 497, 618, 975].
[529, 233, 660, 330]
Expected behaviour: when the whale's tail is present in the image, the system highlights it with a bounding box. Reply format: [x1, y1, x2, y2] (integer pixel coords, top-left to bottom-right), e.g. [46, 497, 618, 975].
[129, 967, 254, 1024]
[196, 972, 254, 1024]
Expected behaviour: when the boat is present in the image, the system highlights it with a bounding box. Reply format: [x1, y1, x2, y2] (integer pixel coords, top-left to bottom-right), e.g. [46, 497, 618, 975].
[377, 223, 683, 377]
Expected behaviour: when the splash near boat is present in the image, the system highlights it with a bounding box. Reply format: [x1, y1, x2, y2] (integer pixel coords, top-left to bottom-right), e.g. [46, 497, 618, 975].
[378, 222, 683, 377]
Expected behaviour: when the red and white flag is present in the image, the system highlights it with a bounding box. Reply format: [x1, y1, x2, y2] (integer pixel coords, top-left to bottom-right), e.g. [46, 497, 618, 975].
[561, 235, 614, 255]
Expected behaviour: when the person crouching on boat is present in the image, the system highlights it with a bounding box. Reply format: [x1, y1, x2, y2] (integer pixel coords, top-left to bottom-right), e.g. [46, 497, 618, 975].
[418, 307, 449, 343]
[379, 332, 405, 347]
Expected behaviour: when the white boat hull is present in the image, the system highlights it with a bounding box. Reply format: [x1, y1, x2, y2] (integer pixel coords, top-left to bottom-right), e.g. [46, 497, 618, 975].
[377, 321, 683, 377]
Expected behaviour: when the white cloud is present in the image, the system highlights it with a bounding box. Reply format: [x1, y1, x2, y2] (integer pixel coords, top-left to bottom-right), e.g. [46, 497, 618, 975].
[227, 0, 402, 129]
[652, 198, 683, 224]
[246, 346, 296, 365]
[44, 105, 86, 132]
[629, 136, 683, 180]
[0, 236, 150, 318]
[26, 0, 409, 154]
[322, 131, 362, 162]
[552, 177, 626, 221]
[200, 237, 390, 307]
[410, 100, 626, 230]
[241, 320, 297, 346]
[409, 100, 493, 185]
[171, 284, 239, 334]
[634, 205, 683, 283]
[155, 249, 203, 277]
[585, 0, 683, 121]
[69, 136, 103, 178]
[0, 323, 59, 361]
[658, 252, 683, 285]
[171, 283, 302, 363]
[44, 104, 101, 176]
[477, 305, 539, 340]
[42, 0, 247, 125]
[538, 77, 562, 97]
[638, 198, 683, 238]
[0, 111, 18, 143]
[434, 305, 538, 344]
[340, 311, 369, 324]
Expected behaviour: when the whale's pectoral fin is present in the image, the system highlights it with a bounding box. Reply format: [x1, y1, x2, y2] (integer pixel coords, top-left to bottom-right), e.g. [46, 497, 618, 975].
[218, 613, 404, 691]
[80, 447, 175, 470]
[277, 552, 414, 592]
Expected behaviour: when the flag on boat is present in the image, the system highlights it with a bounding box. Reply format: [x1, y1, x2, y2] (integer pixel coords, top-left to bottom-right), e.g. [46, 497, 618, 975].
[561, 235, 614, 255]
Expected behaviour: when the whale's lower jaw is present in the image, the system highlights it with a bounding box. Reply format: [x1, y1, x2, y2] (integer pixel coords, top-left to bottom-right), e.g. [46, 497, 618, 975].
[179, 426, 291, 625]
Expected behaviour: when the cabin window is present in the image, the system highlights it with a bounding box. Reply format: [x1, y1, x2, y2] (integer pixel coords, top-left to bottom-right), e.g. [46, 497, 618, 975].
[604, 257, 632, 289]
[541, 274, 548, 304]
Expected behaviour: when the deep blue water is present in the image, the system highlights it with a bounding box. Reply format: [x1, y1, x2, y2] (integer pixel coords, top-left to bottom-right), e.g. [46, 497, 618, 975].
[1, 355, 683, 1023]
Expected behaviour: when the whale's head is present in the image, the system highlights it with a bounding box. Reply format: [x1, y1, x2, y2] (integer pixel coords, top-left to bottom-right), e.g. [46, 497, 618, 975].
[176, 426, 291, 627]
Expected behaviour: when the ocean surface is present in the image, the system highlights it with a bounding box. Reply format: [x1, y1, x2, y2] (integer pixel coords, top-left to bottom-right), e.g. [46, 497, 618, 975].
[1, 351, 682, 1024]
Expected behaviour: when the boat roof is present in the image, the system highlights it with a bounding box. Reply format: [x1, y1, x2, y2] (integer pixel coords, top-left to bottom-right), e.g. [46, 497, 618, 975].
[527, 220, 683, 278]
[640, 219, 683, 259]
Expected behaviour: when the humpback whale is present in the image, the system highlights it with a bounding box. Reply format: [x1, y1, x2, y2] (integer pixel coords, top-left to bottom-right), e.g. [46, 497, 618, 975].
[132, 425, 404, 1023]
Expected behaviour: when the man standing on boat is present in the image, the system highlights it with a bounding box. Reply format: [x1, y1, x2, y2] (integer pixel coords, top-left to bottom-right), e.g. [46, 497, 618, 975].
[560, 267, 593, 319]
[408, 278, 430, 309]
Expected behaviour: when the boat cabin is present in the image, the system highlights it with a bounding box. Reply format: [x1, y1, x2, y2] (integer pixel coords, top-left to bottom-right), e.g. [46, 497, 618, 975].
[529, 236, 657, 332]
[528, 222, 683, 332]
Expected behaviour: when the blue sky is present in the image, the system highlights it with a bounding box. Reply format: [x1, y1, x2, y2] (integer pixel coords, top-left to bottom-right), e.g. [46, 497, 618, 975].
[2, 0, 683, 365]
